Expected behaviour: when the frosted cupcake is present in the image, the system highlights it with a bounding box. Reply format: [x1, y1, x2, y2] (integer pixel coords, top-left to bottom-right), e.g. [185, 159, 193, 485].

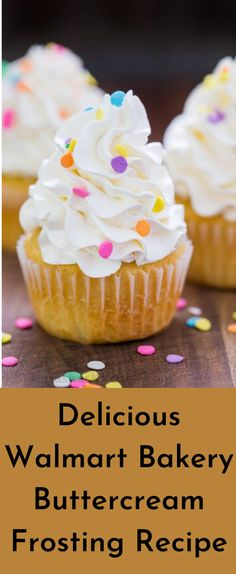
[2, 43, 103, 250]
[18, 90, 192, 344]
[164, 57, 236, 288]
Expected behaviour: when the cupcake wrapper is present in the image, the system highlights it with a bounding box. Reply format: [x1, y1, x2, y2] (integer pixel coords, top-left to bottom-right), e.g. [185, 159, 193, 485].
[17, 236, 192, 344]
[187, 216, 236, 288]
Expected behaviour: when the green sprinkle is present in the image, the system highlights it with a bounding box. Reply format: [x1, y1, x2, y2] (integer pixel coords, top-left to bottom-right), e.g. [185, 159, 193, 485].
[2, 60, 8, 77]
[64, 371, 81, 381]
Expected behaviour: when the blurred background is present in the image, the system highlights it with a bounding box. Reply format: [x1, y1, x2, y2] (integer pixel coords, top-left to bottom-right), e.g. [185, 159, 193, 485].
[3, 0, 236, 136]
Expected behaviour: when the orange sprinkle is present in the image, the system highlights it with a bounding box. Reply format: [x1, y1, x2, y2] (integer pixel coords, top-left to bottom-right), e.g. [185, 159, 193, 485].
[16, 82, 31, 93]
[135, 219, 151, 237]
[19, 58, 32, 72]
[59, 108, 70, 119]
[60, 153, 74, 168]
[227, 324, 236, 334]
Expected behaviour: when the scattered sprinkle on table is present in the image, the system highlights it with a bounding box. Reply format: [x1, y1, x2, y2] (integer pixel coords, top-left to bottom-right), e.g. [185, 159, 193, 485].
[82, 371, 99, 382]
[137, 345, 156, 356]
[2, 356, 18, 367]
[64, 371, 81, 380]
[166, 354, 184, 364]
[176, 297, 187, 310]
[15, 317, 33, 330]
[70, 379, 88, 388]
[186, 317, 199, 328]
[106, 382, 123, 388]
[187, 306, 202, 316]
[227, 324, 236, 334]
[2, 332, 12, 344]
[87, 360, 106, 370]
[232, 311, 236, 320]
[53, 376, 70, 388]
[195, 318, 212, 332]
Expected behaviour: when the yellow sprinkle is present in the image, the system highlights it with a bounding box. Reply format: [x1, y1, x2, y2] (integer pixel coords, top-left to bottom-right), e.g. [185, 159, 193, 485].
[198, 105, 211, 114]
[203, 74, 218, 89]
[86, 73, 98, 85]
[193, 129, 205, 142]
[115, 144, 129, 158]
[153, 196, 165, 213]
[219, 68, 229, 82]
[60, 195, 68, 202]
[232, 311, 236, 320]
[69, 138, 77, 152]
[195, 318, 212, 332]
[82, 371, 99, 382]
[105, 381, 123, 389]
[96, 108, 104, 120]
[2, 332, 12, 344]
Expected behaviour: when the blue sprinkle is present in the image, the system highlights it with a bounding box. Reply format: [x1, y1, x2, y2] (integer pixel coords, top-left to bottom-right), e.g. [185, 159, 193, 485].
[9, 73, 21, 85]
[110, 91, 126, 107]
[84, 106, 93, 112]
[186, 317, 199, 328]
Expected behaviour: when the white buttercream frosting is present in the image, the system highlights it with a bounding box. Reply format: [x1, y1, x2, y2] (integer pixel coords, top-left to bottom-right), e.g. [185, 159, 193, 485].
[20, 90, 186, 278]
[2, 43, 103, 176]
[164, 57, 236, 221]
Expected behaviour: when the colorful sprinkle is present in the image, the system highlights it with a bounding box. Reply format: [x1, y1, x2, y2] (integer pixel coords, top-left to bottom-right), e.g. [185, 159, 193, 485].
[19, 58, 32, 72]
[110, 91, 126, 107]
[227, 324, 236, 334]
[153, 196, 165, 213]
[65, 137, 72, 148]
[60, 153, 73, 168]
[86, 73, 97, 85]
[2, 356, 18, 367]
[135, 219, 151, 237]
[208, 109, 225, 124]
[186, 317, 199, 328]
[193, 129, 205, 142]
[84, 106, 93, 112]
[53, 376, 70, 388]
[195, 318, 212, 332]
[2, 332, 12, 344]
[106, 381, 123, 388]
[84, 383, 103, 389]
[64, 371, 81, 381]
[115, 144, 129, 158]
[166, 354, 184, 364]
[72, 187, 89, 198]
[99, 241, 113, 259]
[176, 298, 187, 310]
[203, 74, 218, 89]
[219, 67, 229, 82]
[82, 371, 99, 382]
[15, 317, 33, 330]
[2, 60, 8, 76]
[111, 156, 128, 174]
[137, 345, 156, 356]
[187, 306, 202, 316]
[96, 108, 104, 120]
[68, 138, 77, 152]
[16, 81, 31, 92]
[70, 379, 88, 388]
[232, 311, 236, 320]
[2, 108, 15, 129]
[87, 360, 106, 370]
[59, 108, 70, 119]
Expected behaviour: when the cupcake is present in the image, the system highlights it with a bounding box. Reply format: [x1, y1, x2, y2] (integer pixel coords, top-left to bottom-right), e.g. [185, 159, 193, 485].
[2, 43, 103, 250]
[164, 57, 236, 288]
[18, 90, 192, 344]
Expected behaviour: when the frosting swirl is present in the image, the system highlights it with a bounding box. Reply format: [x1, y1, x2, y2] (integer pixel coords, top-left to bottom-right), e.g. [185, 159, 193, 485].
[2, 43, 103, 176]
[164, 57, 236, 221]
[20, 90, 186, 278]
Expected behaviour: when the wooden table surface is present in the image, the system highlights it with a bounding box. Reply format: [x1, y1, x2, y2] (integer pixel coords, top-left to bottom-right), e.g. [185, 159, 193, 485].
[2, 83, 236, 388]
[2, 252, 236, 388]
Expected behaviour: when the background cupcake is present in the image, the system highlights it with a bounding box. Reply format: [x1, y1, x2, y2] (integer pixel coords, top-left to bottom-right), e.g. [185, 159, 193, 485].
[164, 57, 236, 288]
[2, 43, 103, 250]
[18, 90, 192, 344]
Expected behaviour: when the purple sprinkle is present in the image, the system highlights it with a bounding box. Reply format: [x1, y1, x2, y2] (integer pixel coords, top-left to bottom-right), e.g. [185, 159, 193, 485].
[111, 156, 128, 174]
[207, 109, 225, 124]
[65, 137, 72, 148]
[166, 354, 184, 364]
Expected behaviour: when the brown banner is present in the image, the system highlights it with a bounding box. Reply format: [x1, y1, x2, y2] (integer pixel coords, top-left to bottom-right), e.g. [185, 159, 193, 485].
[0, 389, 235, 572]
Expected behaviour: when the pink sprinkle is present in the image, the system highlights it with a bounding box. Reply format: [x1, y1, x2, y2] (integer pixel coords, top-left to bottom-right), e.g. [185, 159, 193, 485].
[137, 345, 156, 356]
[99, 241, 113, 259]
[3, 108, 15, 129]
[2, 356, 18, 367]
[166, 354, 184, 364]
[15, 317, 33, 330]
[53, 43, 66, 53]
[176, 297, 187, 310]
[72, 187, 89, 198]
[70, 379, 87, 388]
